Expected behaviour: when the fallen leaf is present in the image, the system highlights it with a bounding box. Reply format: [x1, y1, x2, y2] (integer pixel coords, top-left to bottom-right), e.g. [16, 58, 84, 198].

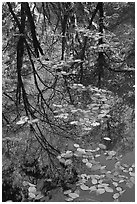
[105, 186, 114, 193]
[29, 192, 36, 198]
[92, 178, 98, 184]
[86, 162, 93, 168]
[89, 186, 97, 192]
[28, 186, 36, 193]
[68, 192, 79, 199]
[113, 193, 120, 199]
[116, 187, 123, 192]
[74, 144, 80, 148]
[82, 158, 88, 163]
[129, 172, 135, 177]
[64, 190, 72, 195]
[80, 184, 89, 190]
[98, 143, 106, 149]
[103, 137, 111, 141]
[65, 197, 74, 201]
[96, 188, 105, 194]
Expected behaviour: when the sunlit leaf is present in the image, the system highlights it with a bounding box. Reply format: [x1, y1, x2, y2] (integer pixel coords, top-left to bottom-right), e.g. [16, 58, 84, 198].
[129, 167, 133, 171]
[86, 162, 93, 168]
[65, 159, 72, 165]
[68, 192, 79, 199]
[65, 197, 74, 201]
[98, 183, 109, 188]
[23, 181, 29, 186]
[64, 190, 72, 195]
[105, 186, 114, 193]
[103, 137, 111, 141]
[28, 186, 36, 193]
[95, 154, 100, 158]
[116, 187, 123, 191]
[77, 148, 86, 153]
[35, 193, 44, 200]
[96, 188, 105, 194]
[126, 181, 134, 188]
[89, 186, 97, 192]
[29, 192, 36, 198]
[16, 120, 26, 125]
[82, 158, 88, 163]
[92, 178, 98, 184]
[113, 193, 120, 199]
[80, 184, 89, 190]
[98, 143, 106, 149]
[108, 151, 116, 156]
[106, 155, 112, 160]
[28, 118, 39, 124]
[74, 144, 80, 148]
[129, 172, 135, 177]
[118, 178, 125, 183]
[129, 177, 135, 184]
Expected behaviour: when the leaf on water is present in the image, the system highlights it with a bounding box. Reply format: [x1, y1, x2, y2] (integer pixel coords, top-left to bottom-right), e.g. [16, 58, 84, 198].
[130, 177, 135, 184]
[28, 118, 39, 124]
[61, 151, 73, 158]
[112, 182, 118, 187]
[16, 120, 26, 125]
[65, 159, 72, 166]
[28, 182, 36, 187]
[100, 165, 106, 170]
[113, 193, 120, 199]
[65, 197, 74, 201]
[106, 155, 112, 160]
[70, 121, 78, 125]
[92, 178, 98, 184]
[92, 122, 100, 126]
[64, 190, 72, 195]
[108, 151, 116, 156]
[129, 167, 133, 171]
[116, 187, 122, 192]
[95, 147, 100, 151]
[95, 154, 100, 158]
[68, 192, 79, 199]
[96, 188, 105, 194]
[80, 184, 89, 190]
[98, 179, 103, 184]
[105, 186, 114, 193]
[126, 181, 134, 188]
[29, 192, 36, 198]
[103, 137, 111, 141]
[86, 162, 93, 168]
[98, 183, 109, 188]
[112, 177, 120, 181]
[129, 172, 135, 177]
[82, 158, 88, 163]
[122, 163, 129, 168]
[20, 116, 29, 121]
[35, 193, 44, 200]
[113, 171, 119, 176]
[28, 186, 36, 193]
[23, 181, 29, 186]
[77, 148, 86, 153]
[74, 144, 80, 148]
[98, 143, 106, 149]
[89, 186, 97, 192]
[83, 127, 92, 131]
[114, 198, 119, 202]
[122, 169, 128, 173]
[118, 179, 125, 183]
